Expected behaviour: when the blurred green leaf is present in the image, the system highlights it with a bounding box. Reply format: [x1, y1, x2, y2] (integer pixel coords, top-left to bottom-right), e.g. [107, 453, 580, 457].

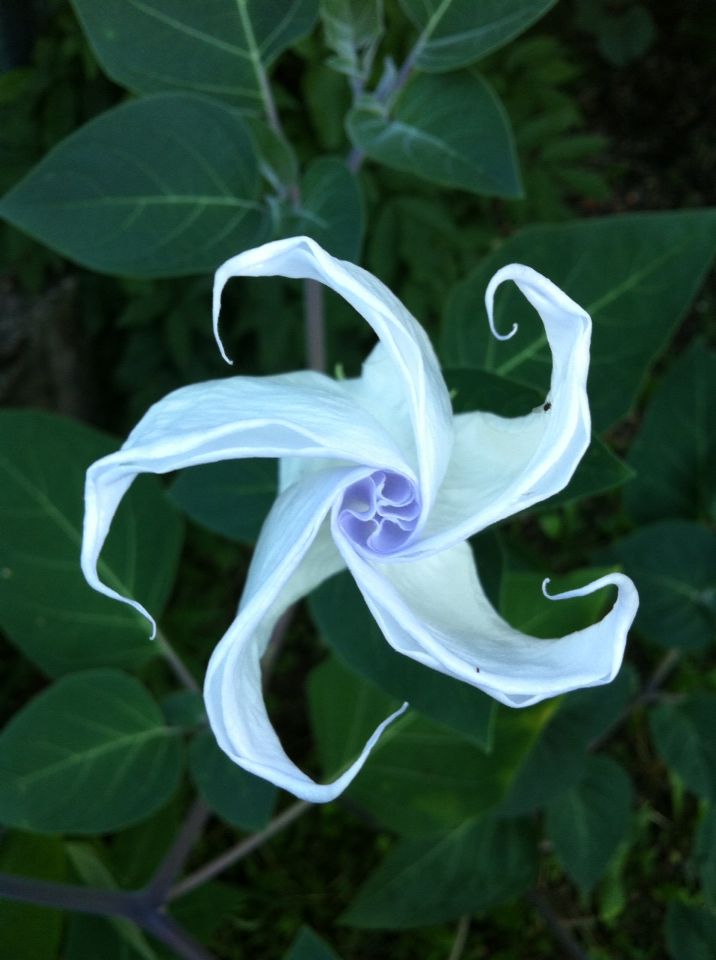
[0, 670, 183, 833]
[189, 728, 277, 830]
[0, 411, 183, 677]
[626, 341, 716, 524]
[0, 832, 67, 960]
[0, 93, 268, 277]
[651, 695, 716, 801]
[441, 211, 716, 430]
[70, 0, 318, 110]
[606, 521, 716, 651]
[284, 926, 343, 960]
[347, 72, 521, 197]
[342, 815, 536, 928]
[398, 0, 557, 72]
[170, 458, 276, 544]
[286, 157, 364, 260]
[666, 901, 716, 960]
[695, 806, 716, 911]
[309, 572, 495, 749]
[546, 756, 632, 892]
[321, 0, 383, 80]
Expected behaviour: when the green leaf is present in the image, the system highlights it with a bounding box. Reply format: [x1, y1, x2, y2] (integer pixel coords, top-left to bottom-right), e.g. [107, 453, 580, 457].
[347, 72, 521, 197]
[695, 806, 716, 910]
[0, 93, 268, 277]
[284, 926, 342, 960]
[0, 670, 183, 833]
[440, 211, 716, 430]
[500, 566, 621, 640]
[189, 728, 277, 830]
[308, 657, 555, 836]
[286, 157, 364, 260]
[170, 458, 276, 544]
[546, 756, 632, 893]
[309, 572, 495, 749]
[666, 902, 716, 960]
[342, 815, 536, 928]
[606, 521, 716, 651]
[651, 695, 716, 801]
[321, 0, 383, 80]
[0, 411, 183, 677]
[445, 368, 634, 508]
[0, 832, 67, 960]
[70, 0, 318, 111]
[499, 666, 636, 816]
[626, 340, 716, 524]
[399, 0, 557, 72]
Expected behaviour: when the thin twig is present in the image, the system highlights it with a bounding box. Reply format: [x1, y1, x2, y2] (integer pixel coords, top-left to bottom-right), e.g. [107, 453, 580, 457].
[156, 629, 200, 693]
[169, 800, 311, 902]
[304, 279, 326, 372]
[528, 890, 590, 960]
[447, 914, 471, 960]
[146, 798, 211, 904]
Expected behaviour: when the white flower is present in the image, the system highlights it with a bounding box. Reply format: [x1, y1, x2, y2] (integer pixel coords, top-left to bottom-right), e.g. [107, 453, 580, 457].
[81, 236, 638, 803]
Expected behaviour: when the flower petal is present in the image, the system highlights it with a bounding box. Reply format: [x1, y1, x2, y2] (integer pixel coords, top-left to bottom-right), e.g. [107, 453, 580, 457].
[213, 236, 454, 519]
[405, 264, 592, 557]
[205, 465, 407, 802]
[336, 531, 638, 707]
[82, 371, 410, 630]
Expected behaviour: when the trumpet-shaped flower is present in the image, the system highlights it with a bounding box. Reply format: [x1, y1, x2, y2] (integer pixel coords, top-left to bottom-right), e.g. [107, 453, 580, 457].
[81, 237, 638, 803]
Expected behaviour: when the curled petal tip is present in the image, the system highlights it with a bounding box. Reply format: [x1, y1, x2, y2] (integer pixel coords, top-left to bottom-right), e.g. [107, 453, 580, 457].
[541, 577, 553, 599]
[490, 320, 518, 342]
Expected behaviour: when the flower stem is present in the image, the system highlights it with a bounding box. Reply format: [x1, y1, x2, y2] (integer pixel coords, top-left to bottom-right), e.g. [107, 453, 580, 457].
[169, 800, 311, 901]
[447, 914, 471, 960]
[146, 798, 211, 904]
[528, 890, 590, 960]
[155, 629, 200, 693]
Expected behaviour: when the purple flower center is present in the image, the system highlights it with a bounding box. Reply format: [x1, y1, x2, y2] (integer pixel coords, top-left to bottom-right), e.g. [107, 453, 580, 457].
[338, 470, 421, 556]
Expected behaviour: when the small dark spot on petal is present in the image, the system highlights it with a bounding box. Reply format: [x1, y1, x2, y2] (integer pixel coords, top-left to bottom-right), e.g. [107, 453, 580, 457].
[543, 402, 552, 412]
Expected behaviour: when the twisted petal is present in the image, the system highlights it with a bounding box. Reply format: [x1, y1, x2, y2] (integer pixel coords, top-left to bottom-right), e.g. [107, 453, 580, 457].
[82, 371, 409, 631]
[205, 465, 407, 802]
[405, 264, 592, 557]
[337, 533, 638, 707]
[213, 236, 454, 521]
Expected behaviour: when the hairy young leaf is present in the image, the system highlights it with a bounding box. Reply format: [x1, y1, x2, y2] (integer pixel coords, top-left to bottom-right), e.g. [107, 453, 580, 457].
[0, 670, 182, 833]
[347, 73, 521, 197]
[441, 211, 716, 430]
[0, 94, 267, 277]
[321, 0, 383, 79]
[0, 411, 183, 677]
[399, 0, 557, 72]
[70, 0, 318, 111]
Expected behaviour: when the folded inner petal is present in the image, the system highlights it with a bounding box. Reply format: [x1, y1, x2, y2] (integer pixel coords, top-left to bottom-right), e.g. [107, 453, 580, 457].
[204, 466, 407, 802]
[336, 533, 638, 708]
[404, 264, 592, 558]
[213, 236, 454, 523]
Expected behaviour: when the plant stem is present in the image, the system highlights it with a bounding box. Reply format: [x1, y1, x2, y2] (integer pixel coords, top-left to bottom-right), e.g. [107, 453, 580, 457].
[156, 629, 200, 693]
[0, 872, 136, 917]
[447, 914, 471, 960]
[142, 910, 218, 960]
[304, 278, 327, 372]
[146, 798, 211, 904]
[169, 800, 311, 901]
[528, 890, 590, 960]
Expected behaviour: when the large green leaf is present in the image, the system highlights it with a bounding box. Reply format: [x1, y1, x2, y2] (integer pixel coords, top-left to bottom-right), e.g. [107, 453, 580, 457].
[399, 0, 557, 72]
[666, 902, 716, 960]
[70, 0, 318, 111]
[0, 670, 183, 833]
[0, 411, 183, 677]
[170, 458, 276, 544]
[546, 756, 632, 892]
[284, 926, 343, 960]
[0, 833, 67, 960]
[651, 695, 716, 801]
[342, 815, 536, 928]
[308, 657, 555, 836]
[347, 72, 521, 197]
[440, 211, 716, 430]
[626, 340, 716, 524]
[309, 573, 495, 749]
[695, 806, 716, 911]
[285, 157, 364, 260]
[0, 93, 267, 277]
[189, 728, 277, 830]
[606, 521, 716, 651]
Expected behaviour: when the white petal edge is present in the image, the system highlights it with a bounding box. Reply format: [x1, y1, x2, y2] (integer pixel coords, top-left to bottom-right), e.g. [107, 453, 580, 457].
[404, 263, 592, 557]
[213, 236, 454, 522]
[81, 371, 410, 631]
[336, 531, 638, 707]
[204, 464, 408, 802]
